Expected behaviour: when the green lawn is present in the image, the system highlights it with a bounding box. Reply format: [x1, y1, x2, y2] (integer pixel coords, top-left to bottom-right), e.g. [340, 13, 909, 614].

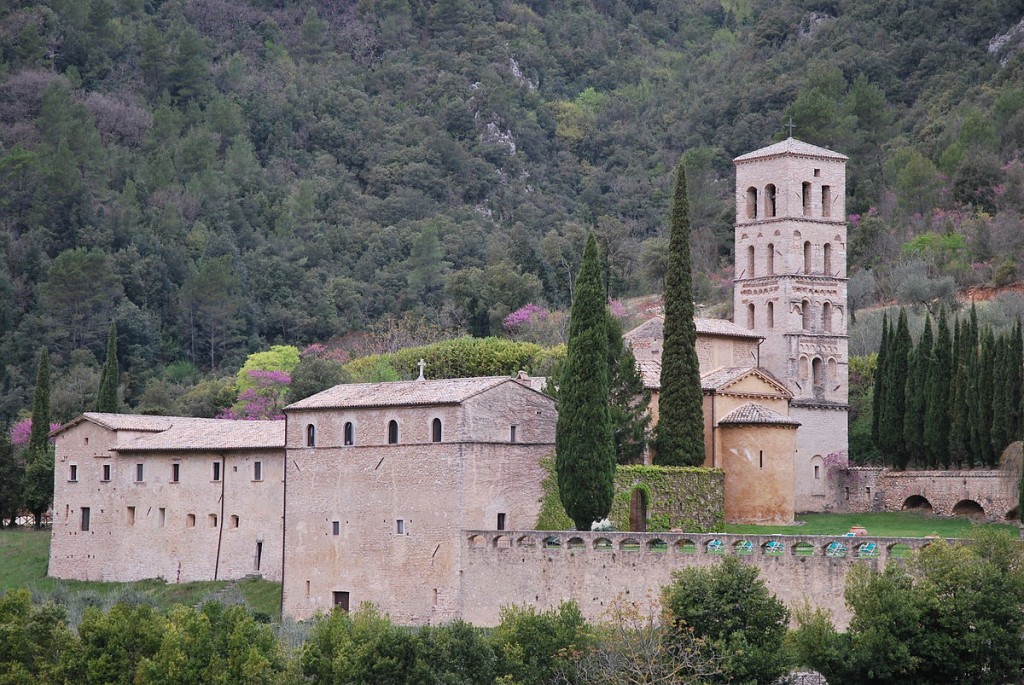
[0, 528, 282, 620]
[724, 511, 1020, 538]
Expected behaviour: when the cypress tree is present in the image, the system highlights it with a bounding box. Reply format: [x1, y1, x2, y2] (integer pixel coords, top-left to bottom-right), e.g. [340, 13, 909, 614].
[904, 316, 932, 468]
[654, 163, 705, 467]
[871, 313, 890, 453]
[0, 430, 21, 528]
[23, 349, 53, 528]
[879, 309, 911, 466]
[1011, 321, 1023, 441]
[948, 318, 974, 469]
[97, 321, 120, 413]
[607, 315, 651, 465]
[992, 334, 1013, 462]
[555, 234, 616, 530]
[924, 309, 952, 468]
[974, 329, 997, 468]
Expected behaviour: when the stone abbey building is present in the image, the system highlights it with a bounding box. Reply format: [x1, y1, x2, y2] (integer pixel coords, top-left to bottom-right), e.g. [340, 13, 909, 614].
[50, 138, 856, 624]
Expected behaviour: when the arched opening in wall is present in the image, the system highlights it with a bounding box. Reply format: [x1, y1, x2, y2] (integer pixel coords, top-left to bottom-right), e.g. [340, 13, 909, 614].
[811, 454, 824, 492]
[747, 303, 755, 329]
[952, 499, 985, 519]
[432, 418, 442, 443]
[902, 495, 933, 513]
[802, 299, 811, 330]
[343, 422, 354, 446]
[764, 184, 777, 217]
[827, 357, 838, 382]
[823, 243, 832, 274]
[767, 302, 774, 328]
[746, 187, 758, 219]
[822, 185, 832, 217]
[629, 487, 648, 533]
[306, 424, 316, 447]
[799, 355, 809, 382]
[1006, 507, 1019, 521]
[822, 302, 832, 332]
[388, 420, 399, 444]
[747, 245, 755, 277]
[803, 241, 812, 274]
[766, 243, 774, 274]
[802, 182, 811, 216]
[812, 357, 823, 387]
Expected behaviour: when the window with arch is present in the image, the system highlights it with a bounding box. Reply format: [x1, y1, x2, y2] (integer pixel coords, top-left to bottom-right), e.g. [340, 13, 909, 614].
[821, 185, 832, 217]
[747, 245, 755, 277]
[828, 357, 838, 382]
[747, 303, 755, 329]
[823, 243, 832, 274]
[822, 302, 832, 332]
[766, 243, 774, 275]
[432, 418, 442, 443]
[745, 187, 758, 219]
[767, 301, 774, 328]
[388, 420, 399, 444]
[812, 357, 823, 386]
[799, 356, 809, 381]
[802, 300, 811, 330]
[803, 241, 812, 274]
[343, 422, 354, 446]
[764, 183, 777, 217]
[306, 424, 316, 447]
[802, 181, 811, 216]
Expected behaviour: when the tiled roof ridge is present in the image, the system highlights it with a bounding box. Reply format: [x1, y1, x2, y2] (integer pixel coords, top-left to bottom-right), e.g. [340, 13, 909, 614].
[718, 402, 800, 426]
[284, 374, 536, 411]
[733, 137, 848, 163]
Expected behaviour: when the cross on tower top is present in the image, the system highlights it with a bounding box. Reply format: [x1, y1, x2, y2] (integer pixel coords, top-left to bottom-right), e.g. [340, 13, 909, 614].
[786, 117, 796, 138]
[416, 358, 426, 381]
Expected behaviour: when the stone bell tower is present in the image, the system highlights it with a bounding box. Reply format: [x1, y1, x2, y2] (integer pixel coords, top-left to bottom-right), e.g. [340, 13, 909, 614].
[732, 137, 849, 512]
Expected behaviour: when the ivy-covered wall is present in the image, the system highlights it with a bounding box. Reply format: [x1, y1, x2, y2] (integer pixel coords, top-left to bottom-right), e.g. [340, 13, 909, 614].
[609, 465, 724, 532]
[535, 460, 724, 532]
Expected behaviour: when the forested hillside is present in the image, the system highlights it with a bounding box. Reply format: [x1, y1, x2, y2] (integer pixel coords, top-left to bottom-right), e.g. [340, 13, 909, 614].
[2, 0, 1024, 422]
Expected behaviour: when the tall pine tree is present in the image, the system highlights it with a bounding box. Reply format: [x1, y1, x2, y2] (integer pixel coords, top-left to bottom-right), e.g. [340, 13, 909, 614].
[903, 315, 932, 469]
[555, 234, 616, 530]
[607, 315, 651, 465]
[654, 164, 705, 467]
[22, 349, 53, 528]
[0, 430, 21, 528]
[948, 318, 974, 468]
[924, 309, 952, 468]
[973, 329, 997, 468]
[871, 313, 890, 453]
[97, 321, 119, 413]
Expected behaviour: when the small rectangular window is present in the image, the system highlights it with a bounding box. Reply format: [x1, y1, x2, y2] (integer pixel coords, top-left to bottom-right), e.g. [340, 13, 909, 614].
[510, 425, 517, 443]
[332, 521, 340, 536]
[186, 513, 196, 527]
[135, 463, 144, 482]
[759, 450, 764, 469]
[80, 507, 90, 531]
[333, 591, 350, 612]
[396, 519, 406, 535]
[209, 513, 218, 527]
[158, 507, 166, 527]
[69, 464, 78, 482]
[212, 462, 221, 481]
[230, 514, 239, 528]
[814, 465, 820, 480]
[127, 506, 135, 525]
[253, 461, 262, 481]
[102, 464, 111, 482]
[171, 463, 180, 483]
[497, 513, 506, 531]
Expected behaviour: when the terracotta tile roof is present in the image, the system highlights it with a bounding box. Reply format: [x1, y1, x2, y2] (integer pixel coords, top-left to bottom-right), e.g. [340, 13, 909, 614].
[624, 316, 762, 342]
[700, 366, 792, 396]
[54, 413, 177, 436]
[635, 359, 661, 390]
[734, 137, 848, 163]
[116, 419, 284, 452]
[285, 376, 518, 411]
[718, 403, 800, 426]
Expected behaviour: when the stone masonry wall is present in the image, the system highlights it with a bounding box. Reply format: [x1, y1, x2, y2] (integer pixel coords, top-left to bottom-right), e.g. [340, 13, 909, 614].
[460, 530, 939, 630]
[839, 467, 1019, 520]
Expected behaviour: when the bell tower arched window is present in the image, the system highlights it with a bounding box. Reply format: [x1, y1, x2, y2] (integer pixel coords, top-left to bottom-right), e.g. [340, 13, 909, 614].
[802, 182, 811, 216]
[747, 245, 755, 277]
[802, 300, 811, 330]
[432, 418, 442, 443]
[823, 243, 832, 274]
[812, 357, 823, 387]
[823, 302, 832, 333]
[388, 420, 399, 444]
[765, 184, 777, 217]
[767, 302, 774, 328]
[306, 424, 316, 447]
[746, 187, 758, 219]
[343, 422, 354, 446]
[803, 241, 812, 274]
[766, 243, 774, 275]
[747, 303, 755, 329]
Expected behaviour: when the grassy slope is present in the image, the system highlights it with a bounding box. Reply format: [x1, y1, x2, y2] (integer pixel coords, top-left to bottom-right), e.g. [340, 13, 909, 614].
[0, 529, 282, 620]
[725, 511, 1019, 538]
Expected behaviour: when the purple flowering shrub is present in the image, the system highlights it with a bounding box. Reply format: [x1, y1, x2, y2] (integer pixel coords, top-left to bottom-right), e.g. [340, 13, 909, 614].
[11, 418, 62, 446]
[503, 303, 549, 332]
[218, 369, 291, 420]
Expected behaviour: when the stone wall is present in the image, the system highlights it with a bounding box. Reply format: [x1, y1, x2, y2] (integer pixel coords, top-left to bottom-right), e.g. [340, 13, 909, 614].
[460, 530, 939, 630]
[610, 466, 724, 532]
[839, 467, 1019, 521]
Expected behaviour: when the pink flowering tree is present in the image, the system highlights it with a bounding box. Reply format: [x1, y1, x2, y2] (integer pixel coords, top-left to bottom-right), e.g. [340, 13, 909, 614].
[218, 370, 291, 420]
[10, 418, 61, 447]
[301, 343, 351, 363]
[503, 303, 549, 332]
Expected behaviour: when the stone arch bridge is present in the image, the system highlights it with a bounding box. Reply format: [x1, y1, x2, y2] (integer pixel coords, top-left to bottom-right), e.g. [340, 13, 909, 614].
[842, 467, 1020, 521]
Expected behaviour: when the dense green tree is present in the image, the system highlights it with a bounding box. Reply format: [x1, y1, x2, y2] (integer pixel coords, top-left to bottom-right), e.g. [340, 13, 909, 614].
[924, 309, 952, 468]
[878, 308, 910, 466]
[0, 589, 74, 683]
[0, 430, 22, 528]
[23, 348, 53, 528]
[97, 322, 119, 413]
[489, 602, 589, 685]
[973, 329, 997, 468]
[62, 603, 166, 685]
[654, 164, 704, 467]
[663, 556, 790, 685]
[947, 318, 975, 468]
[903, 315, 932, 468]
[871, 313, 890, 452]
[555, 234, 615, 530]
[607, 315, 650, 465]
[286, 357, 349, 404]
